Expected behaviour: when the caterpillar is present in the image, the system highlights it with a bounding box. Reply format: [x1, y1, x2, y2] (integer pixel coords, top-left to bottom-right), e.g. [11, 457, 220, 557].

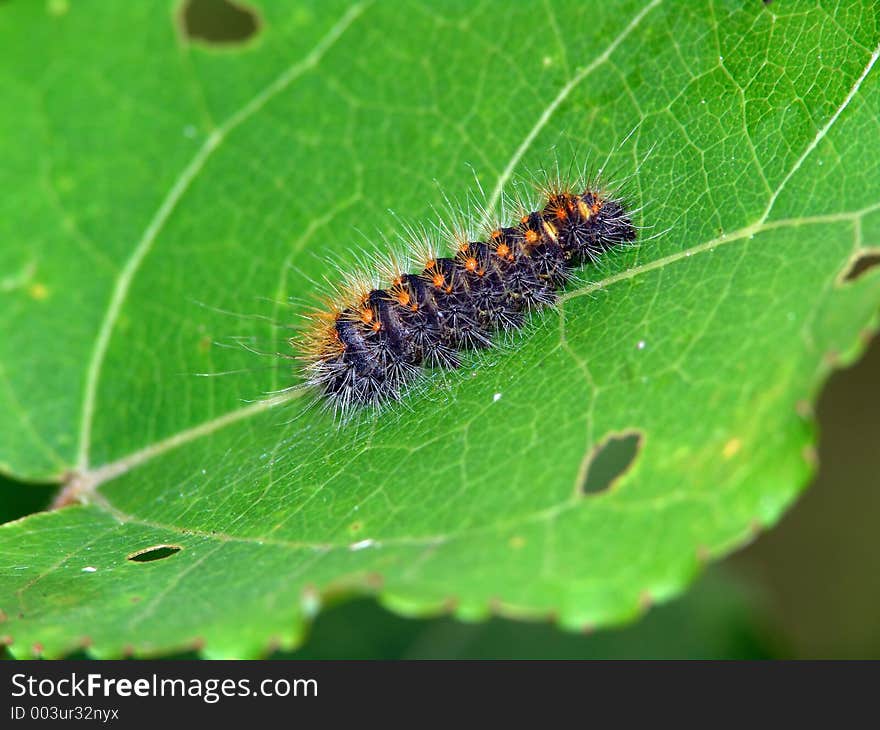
[296, 179, 637, 415]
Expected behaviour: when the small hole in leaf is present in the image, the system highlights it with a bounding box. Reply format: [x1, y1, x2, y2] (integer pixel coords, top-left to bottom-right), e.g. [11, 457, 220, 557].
[842, 252, 880, 283]
[581, 431, 643, 495]
[180, 0, 259, 46]
[127, 545, 182, 563]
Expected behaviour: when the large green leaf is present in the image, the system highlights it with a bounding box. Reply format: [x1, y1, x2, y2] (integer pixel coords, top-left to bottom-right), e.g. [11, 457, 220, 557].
[1, 0, 879, 658]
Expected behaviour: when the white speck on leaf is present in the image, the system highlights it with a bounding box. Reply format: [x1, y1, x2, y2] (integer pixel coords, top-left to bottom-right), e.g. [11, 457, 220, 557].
[493, 392, 502, 402]
[637, 340, 646, 350]
[349, 539, 375, 551]
[301, 589, 321, 617]
[82, 566, 97, 573]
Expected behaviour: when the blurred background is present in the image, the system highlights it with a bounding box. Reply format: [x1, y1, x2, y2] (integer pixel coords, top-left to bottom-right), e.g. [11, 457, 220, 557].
[1, 0, 877, 660]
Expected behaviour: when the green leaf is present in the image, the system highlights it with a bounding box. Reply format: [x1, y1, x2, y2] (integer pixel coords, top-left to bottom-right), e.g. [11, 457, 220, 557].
[1, 0, 879, 658]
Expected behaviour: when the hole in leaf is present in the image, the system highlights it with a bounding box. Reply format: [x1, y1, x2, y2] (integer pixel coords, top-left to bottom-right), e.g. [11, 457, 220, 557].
[842, 252, 880, 283]
[180, 0, 259, 46]
[127, 545, 182, 563]
[581, 431, 643, 496]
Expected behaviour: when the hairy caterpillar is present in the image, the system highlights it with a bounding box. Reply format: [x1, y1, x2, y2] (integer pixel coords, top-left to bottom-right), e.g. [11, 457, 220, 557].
[297, 177, 637, 416]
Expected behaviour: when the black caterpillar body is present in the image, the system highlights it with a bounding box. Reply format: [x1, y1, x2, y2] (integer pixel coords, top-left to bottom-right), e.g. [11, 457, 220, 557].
[300, 188, 636, 413]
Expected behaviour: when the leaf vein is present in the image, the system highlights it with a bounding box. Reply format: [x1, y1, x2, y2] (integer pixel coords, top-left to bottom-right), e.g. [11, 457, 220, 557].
[74, 2, 371, 470]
